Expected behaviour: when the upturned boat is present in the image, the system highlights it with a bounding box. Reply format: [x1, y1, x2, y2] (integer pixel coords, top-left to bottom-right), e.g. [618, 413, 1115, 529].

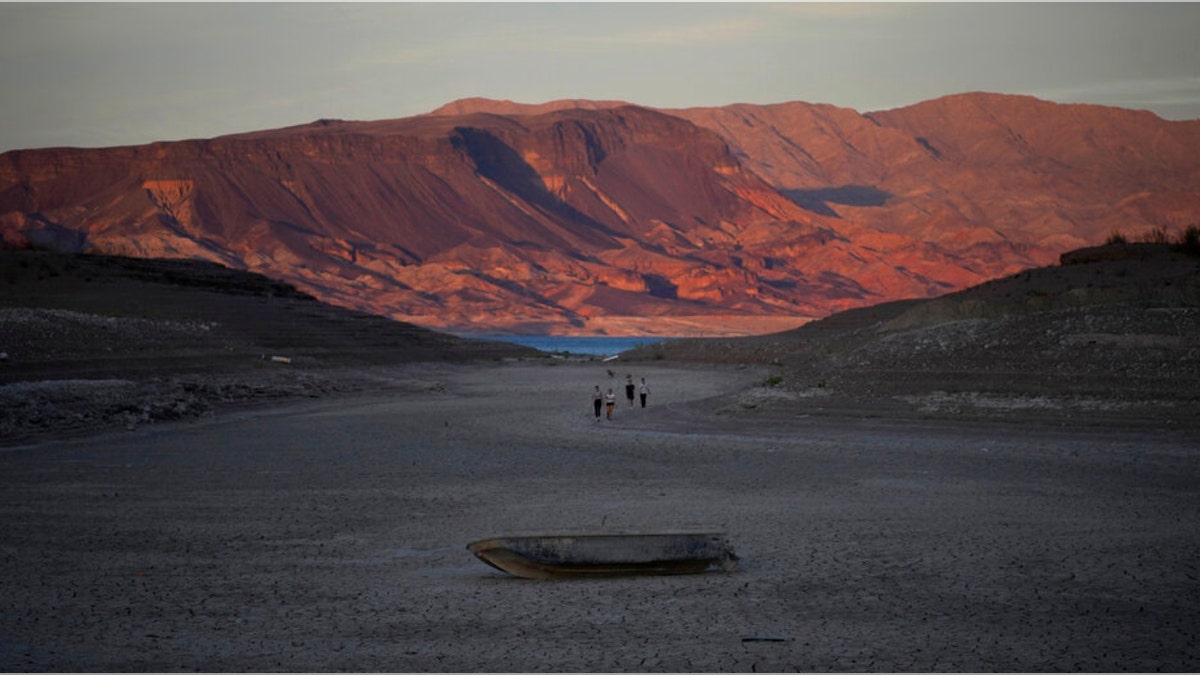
[466, 531, 739, 579]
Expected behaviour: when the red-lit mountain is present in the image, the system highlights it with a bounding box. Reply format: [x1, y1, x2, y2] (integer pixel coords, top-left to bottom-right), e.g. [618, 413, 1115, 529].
[2, 93, 1197, 336]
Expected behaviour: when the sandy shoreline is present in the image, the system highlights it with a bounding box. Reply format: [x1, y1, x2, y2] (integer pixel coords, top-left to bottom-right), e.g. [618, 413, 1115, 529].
[1, 360, 1198, 671]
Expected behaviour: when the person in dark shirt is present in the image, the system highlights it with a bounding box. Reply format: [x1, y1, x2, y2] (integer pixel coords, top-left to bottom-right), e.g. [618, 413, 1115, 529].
[592, 385, 603, 421]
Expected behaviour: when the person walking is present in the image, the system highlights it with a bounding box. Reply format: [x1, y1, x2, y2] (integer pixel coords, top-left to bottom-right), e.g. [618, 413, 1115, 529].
[625, 374, 636, 407]
[592, 385, 603, 421]
[605, 387, 617, 420]
[639, 377, 650, 408]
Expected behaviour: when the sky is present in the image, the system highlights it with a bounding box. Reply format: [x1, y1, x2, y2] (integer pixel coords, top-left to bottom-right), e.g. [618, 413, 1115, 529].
[1, 2, 1199, 153]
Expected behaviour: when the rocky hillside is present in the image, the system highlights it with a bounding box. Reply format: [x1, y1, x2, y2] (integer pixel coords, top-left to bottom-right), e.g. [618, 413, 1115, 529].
[439, 92, 1200, 276]
[3, 93, 1198, 336]
[627, 242, 1200, 429]
[673, 94, 1200, 257]
[0, 250, 536, 443]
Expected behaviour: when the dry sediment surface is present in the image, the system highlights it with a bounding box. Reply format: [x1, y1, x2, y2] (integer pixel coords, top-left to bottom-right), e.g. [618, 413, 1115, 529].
[1, 360, 1198, 672]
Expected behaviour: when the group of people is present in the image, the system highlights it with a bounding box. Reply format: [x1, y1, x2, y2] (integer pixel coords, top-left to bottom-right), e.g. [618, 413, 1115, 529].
[593, 374, 650, 421]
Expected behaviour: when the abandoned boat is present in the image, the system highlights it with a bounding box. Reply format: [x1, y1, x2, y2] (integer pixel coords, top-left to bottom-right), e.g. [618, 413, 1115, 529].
[466, 532, 739, 579]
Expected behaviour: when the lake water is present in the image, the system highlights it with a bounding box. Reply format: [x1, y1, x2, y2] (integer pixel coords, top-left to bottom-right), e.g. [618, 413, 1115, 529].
[464, 335, 672, 356]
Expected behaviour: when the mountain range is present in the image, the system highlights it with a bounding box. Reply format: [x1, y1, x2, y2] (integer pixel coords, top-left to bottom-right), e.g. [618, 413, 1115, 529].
[2, 92, 1198, 336]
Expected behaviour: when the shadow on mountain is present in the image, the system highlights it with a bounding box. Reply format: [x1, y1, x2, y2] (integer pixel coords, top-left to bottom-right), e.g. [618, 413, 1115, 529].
[450, 127, 621, 239]
[782, 185, 892, 218]
[641, 273, 678, 299]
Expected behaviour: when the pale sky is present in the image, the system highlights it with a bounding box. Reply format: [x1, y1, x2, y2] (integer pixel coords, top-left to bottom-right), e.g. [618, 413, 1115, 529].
[2, 2, 1198, 152]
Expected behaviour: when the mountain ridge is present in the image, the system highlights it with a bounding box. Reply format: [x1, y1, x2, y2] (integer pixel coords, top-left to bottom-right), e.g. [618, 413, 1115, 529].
[3, 92, 1197, 336]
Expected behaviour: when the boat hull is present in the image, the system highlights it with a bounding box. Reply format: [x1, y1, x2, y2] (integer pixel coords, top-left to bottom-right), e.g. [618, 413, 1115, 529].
[467, 532, 738, 579]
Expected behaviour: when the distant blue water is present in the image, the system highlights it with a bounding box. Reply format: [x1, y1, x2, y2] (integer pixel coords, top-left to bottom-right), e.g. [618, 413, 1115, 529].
[464, 335, 671, 356]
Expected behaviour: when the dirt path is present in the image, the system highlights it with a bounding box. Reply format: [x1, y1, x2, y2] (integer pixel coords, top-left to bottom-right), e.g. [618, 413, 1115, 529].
[1, 361, 1197, 671]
